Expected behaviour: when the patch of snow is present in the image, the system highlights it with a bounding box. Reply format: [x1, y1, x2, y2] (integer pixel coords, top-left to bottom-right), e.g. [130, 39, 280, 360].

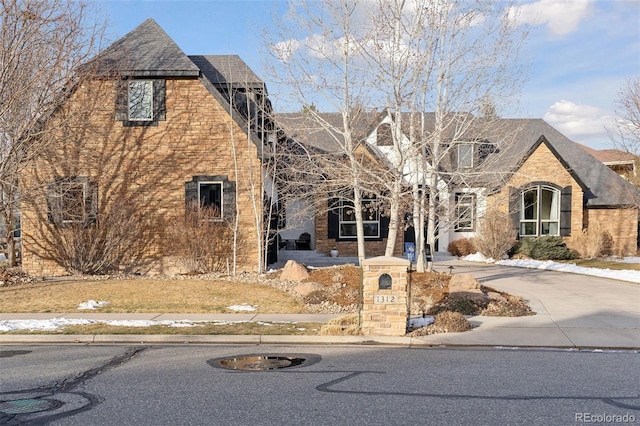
[0, 318, 225, 332]
[483, 258, 640, 284]
[620, 257, 640, 264]
[461, 253, 494, 263]
[227, 304, 257, 312]
[408, 316, 434, 329]
[77, 300, 110, 310]
[0, 318, 93, 332]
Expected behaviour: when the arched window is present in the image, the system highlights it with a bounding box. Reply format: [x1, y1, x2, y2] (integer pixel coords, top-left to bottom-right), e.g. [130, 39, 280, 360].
[520, 185, 560, 236]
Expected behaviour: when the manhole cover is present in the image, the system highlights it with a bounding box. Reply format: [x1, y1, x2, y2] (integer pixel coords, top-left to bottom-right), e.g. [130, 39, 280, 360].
[0, 398, 58, 414]
[0, 350, 32, 358]
[208, 353, 321, 371]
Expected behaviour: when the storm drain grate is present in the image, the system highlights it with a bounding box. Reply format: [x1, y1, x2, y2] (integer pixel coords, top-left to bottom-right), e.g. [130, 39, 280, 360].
[0, 398, 59, 415]
[208, 353, 321, 371]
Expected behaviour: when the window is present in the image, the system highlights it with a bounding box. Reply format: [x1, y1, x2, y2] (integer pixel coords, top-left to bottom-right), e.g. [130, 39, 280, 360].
[198, 182, 222, 219]
[457, 143, 473, 168]
[116, 79, 165, 125]
[47, 177, 97, 226]
[455, 193, 475, 231]
[128, 80, 153, 121]
[520, 185, 560, 236]
[185, 176, 235, 222]
[339, 197, 380, 238]
[377, 123, 393, 146]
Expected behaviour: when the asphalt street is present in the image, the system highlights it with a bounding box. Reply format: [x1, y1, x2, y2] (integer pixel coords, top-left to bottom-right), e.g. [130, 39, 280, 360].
[1, 344, 638, 425]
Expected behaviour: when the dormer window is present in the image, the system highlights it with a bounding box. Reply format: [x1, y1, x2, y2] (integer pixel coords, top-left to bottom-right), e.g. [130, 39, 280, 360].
[458, 143, 473, 168]
[128, 80, 154, 121]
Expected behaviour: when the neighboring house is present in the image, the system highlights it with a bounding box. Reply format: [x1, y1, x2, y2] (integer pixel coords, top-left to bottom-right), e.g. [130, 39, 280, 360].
[20, 19, 278, 275]
[276, 113, 639, 258]
[578, 144, 638, 181]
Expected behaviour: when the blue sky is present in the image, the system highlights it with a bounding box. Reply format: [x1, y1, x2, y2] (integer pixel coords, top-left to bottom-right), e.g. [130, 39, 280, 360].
[98, 0, 639, 150]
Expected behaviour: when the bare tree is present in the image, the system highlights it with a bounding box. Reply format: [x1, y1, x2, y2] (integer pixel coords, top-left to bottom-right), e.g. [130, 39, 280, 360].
[0, 0, 106, 266]
[267, 0, 381, 265]
[613, 77, 640, 156]
[611, 77, 640, 193]
[267, 0, 527, 270]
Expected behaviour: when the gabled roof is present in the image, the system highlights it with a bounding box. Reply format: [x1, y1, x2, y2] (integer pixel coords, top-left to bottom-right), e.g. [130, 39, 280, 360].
[88, 18, 200, 77]
[492, 119, 638, 207]
[277, 112, 639, 208]
[577, 144, 636, 165]
[275, 112, 378, 153]
[189, 55, 264, 90]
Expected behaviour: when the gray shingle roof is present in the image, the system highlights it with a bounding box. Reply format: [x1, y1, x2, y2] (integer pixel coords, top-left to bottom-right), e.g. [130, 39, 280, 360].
[492, 119, 638, 207]
[88, 18, 200, 77]
[189, 55, 263, 90]
[277, 113, 639, 207]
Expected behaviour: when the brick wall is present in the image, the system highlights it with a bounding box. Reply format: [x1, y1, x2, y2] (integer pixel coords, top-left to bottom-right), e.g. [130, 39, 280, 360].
[585, 208, 638, 256]
[489, 141, 584, 238]
[487, 141, 638, 256]
[20, 78, 264, 276]
[314, 209, 404, 258]
[361, 257, 410, 336]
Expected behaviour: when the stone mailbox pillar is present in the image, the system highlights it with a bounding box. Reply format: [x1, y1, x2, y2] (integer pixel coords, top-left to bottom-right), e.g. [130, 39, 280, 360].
[361, 256, 410, 336]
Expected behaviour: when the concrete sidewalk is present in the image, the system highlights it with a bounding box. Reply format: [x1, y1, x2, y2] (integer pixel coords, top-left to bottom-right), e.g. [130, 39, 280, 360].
[1, 261, 638, 349]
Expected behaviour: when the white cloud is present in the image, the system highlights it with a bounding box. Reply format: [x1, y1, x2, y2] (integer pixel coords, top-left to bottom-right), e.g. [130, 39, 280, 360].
[543, 100, 616, 144]
[509, 0, 593, 36]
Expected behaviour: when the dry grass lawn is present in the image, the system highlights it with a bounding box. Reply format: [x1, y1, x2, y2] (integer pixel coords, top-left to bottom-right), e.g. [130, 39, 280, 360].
[0, 278, 306, 314]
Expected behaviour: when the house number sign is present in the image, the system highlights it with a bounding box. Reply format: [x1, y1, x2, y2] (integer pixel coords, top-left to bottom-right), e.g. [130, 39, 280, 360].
[374, 294, 397, 304]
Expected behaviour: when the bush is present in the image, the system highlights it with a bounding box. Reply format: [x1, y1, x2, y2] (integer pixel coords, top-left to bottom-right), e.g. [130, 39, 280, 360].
[320, 314, 361, 335]
[166, 204, 236, 273]
[41, 199, 157, 275]
[514, 236, 577, 260]
[447, 238, 475, 257]
[433, 311, 472, 332]
[571, 223, 614, 259]
[474, 209, 517, 260]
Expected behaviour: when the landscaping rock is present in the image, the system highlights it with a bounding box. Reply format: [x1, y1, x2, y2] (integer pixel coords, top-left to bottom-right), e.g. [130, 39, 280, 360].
[487, 291, 507, 303]
[293, 282, 324, 297]
[448, 273, 488, 303]
[448, 273, 480, 291]
[280, 260, 310, 282]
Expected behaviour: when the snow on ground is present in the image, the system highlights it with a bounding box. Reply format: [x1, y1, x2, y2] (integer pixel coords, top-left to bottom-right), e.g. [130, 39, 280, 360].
[408, 316, 435, 329]
[461, 254, 640, 284]
[0, 318, 258, 332]
[77, 300, 110, 310]
[227, 304, 257, 311]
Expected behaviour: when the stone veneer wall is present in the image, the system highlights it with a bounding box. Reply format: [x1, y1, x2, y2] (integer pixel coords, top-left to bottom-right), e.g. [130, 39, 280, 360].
[20, 78, 263, 276]
[585, 208, 638, 256]
[487, 142, 638, 255]
[488, 142, 584, 238]
[314, 210, 404, 257]
[361, 256, 410, 336]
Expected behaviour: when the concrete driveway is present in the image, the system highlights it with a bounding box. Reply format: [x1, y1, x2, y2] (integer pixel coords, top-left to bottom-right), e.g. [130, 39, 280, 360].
[417, 260, 640, 349]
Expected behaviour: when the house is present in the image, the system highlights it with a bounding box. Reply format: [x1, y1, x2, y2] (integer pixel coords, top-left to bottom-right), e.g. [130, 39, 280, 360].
[19, 19, 279, 275]
[276, 113, 639, 258]
[578, 144, 638, 181]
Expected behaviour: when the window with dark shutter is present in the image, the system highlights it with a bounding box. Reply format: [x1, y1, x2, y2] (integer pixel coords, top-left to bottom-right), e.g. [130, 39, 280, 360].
[115, 79, 166, 126]
[185, 176, 235, 222]
[47, 177, 98, 227]
[513, 182, 567, 238]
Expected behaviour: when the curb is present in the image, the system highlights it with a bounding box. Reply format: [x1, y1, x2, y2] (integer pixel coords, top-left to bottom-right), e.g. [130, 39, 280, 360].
[0, 334, 428, 346]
